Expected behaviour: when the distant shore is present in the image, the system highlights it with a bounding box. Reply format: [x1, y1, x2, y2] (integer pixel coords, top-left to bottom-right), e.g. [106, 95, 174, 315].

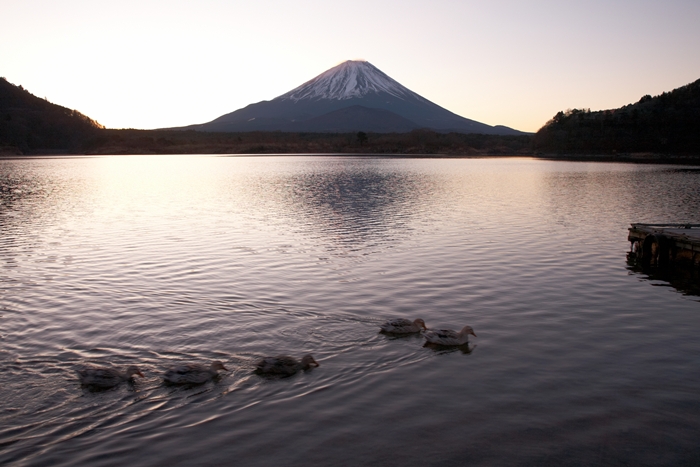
[2, 128, 699, 165]
[533, 152, 700, 165]
[4, 152, 700, 166]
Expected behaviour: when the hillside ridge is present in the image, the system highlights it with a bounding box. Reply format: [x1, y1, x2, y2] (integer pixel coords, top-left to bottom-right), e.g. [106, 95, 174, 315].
[0, 77, 102, 153]
[534, 78, 700, 154]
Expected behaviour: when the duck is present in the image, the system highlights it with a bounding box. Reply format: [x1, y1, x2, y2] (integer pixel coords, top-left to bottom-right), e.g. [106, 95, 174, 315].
[254, 354, 319, 376]
[163, 361, 228, 385]
[423, 325, 477, 346]
[76, 365, 144, 389]
[379, 318, 427, 334]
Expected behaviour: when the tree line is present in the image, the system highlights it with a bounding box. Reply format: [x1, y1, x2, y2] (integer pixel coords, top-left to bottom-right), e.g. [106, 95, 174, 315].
[533, 78, 700, 154]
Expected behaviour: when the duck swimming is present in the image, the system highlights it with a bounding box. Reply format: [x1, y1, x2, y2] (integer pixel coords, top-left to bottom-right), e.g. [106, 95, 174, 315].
[163, 361, 228, 385]
[76, 365, 144, 389]
[254, 354, 319, 376]
[423, 325, 477, 346]
[379, 318, 427, 334]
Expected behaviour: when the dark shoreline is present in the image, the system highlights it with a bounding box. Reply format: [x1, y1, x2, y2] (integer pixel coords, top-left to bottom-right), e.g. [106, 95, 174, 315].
[3, 127, 699, 165]
[533, 152, 700, 165]
[3, 152, 700, 166]
[4, 127, 699, 165]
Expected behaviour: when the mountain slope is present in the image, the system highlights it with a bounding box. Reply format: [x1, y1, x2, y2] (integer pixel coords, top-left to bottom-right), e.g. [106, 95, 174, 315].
[293, 105, 420, 132]
[183, 61, 524, 135]
[534, 78, 700, 154]
[0, 77, 103, 153]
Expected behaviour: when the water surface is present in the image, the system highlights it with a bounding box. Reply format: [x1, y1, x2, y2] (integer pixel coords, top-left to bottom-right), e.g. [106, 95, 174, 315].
[1, 156, 699, 466]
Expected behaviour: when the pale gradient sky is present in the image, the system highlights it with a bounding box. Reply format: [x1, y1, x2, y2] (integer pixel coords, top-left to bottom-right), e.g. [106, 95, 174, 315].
[2, 0, 699, 132]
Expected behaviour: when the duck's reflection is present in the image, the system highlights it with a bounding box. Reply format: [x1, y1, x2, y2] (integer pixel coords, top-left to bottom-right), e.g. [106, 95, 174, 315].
[423, 342, 476, 355]
[379, 331, 425, 342]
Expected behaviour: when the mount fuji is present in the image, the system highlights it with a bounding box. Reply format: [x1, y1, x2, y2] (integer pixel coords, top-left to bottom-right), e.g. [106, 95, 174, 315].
[181, 60, 523, 135]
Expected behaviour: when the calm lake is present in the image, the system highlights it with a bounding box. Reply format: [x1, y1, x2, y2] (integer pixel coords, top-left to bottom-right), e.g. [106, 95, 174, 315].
[1, 155, 699, 466]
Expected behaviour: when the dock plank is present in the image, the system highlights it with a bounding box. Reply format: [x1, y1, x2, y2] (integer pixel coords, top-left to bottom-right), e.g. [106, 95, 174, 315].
[628, 224, 700, 267]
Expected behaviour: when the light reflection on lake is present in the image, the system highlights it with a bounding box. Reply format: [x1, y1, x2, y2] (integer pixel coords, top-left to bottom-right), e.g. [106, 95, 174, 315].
[1, 155, 699, 466]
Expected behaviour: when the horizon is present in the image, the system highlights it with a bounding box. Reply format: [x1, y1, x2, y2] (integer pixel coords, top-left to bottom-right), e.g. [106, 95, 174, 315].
[2, 0, 699, 133]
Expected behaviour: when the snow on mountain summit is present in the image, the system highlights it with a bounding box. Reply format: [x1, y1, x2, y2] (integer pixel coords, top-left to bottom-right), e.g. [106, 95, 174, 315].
[276, 60, 421, 102]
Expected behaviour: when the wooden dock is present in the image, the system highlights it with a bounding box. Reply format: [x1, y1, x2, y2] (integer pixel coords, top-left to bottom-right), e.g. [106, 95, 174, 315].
[628, 223, 700, 267]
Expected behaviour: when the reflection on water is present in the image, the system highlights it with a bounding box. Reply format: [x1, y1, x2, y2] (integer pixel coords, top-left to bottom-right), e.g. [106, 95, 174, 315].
[1, 156, 700, 466]
[627, 254, 700, 299]
[246, 158, 441, 252]
[422, 342, 476, 355]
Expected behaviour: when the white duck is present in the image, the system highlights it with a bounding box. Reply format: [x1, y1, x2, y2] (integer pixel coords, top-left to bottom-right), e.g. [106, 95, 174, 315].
[380, 318, 427, 334]
[76, 365, 144, 389]
[423, 325, 477, 346]
[255, 354, 319, 376]
[163, 361, 228, 385]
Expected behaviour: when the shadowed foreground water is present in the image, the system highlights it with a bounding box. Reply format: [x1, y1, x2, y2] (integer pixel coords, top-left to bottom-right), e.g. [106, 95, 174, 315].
[1, 155, 699, 466]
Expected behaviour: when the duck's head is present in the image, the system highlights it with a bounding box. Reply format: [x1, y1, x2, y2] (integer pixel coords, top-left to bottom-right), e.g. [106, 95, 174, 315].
[414, 319, 428, 331]
[460, 326, 477, 337]
[211, 361, 228, 372]
[301, 354, 320, 369]
[126, 366, 145, 378]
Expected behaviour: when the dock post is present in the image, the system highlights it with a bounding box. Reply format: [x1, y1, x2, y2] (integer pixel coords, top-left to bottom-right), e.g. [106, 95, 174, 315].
[628, 224, 700, 268]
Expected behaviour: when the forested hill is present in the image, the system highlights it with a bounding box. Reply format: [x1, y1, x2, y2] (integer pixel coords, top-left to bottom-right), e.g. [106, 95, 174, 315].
[533, 78, 700, 155]
[0, 77, 103, 154]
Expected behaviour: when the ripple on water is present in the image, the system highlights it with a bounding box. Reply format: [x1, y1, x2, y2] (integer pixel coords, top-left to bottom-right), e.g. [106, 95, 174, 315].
[1, 156, 700, 466]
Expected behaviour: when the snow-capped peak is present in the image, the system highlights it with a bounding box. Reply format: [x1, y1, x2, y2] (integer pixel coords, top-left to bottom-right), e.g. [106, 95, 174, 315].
[275, 60, 420, 102]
